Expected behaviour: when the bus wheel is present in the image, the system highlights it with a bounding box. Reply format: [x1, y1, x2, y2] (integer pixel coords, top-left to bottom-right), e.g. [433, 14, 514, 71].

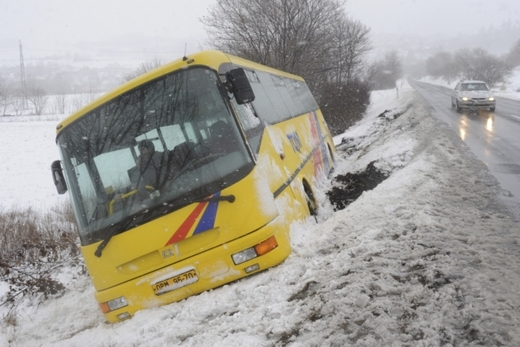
[303, 181, 318, 217]
[328, 145, 335, 174]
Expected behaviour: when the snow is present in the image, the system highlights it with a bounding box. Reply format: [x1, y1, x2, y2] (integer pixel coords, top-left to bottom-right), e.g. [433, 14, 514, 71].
[0, 117, 65, 211]
[2, 78, 520, 346]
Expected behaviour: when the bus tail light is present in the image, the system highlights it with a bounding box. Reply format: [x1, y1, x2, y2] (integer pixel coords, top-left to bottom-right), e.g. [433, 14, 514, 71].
[99, 296, 128, 313]
[231, 236, 278, 265]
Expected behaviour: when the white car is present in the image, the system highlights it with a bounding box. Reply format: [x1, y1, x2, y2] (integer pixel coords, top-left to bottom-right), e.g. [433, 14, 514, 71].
[451, 80, 496, 112]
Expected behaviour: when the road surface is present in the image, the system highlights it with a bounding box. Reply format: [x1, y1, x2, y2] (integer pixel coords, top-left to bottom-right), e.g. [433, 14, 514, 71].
[410, 79, 520, 221]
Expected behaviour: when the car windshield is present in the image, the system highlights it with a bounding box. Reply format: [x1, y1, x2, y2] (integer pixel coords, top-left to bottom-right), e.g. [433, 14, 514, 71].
[57, 67, 253, 245]
[461, 83, 488, 91]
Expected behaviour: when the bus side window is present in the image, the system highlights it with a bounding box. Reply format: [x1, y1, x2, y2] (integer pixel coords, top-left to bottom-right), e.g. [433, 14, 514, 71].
[233, 102, 264, 154]
[284, 78, 308, 116]
[252, 71, 288, 123]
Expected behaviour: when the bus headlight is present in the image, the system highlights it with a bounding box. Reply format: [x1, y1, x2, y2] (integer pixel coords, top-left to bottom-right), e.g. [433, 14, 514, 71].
[232, 247, 257, 265]
[231, 236, 278, 265]
[99, 296, 128, 313]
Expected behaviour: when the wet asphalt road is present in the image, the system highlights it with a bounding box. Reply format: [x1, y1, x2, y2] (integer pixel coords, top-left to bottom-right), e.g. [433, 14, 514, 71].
[409, 79, 520, 220]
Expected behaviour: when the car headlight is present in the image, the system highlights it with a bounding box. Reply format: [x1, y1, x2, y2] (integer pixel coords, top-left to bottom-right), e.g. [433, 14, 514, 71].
[462, 97, 469, 101]
[488, 97, 495, 101]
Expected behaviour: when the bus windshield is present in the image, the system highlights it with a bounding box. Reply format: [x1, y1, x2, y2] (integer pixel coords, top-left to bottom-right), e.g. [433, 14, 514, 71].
[57, 67, 253, 245]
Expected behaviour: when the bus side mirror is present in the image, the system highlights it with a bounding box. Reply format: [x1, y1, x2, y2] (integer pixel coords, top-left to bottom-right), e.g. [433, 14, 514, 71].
[226, 68, 255, 105]
[51, 160, 68, 194]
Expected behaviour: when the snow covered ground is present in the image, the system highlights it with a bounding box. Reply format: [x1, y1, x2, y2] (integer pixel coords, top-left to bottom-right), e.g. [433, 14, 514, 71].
[0, 117, 66, 212]
[1, 80, 520, 346]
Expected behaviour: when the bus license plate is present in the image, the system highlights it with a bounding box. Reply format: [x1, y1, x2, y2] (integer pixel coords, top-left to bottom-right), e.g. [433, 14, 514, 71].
[152, 269, 198, 295]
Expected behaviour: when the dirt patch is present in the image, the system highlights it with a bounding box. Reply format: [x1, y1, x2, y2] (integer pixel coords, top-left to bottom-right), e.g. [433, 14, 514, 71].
[327, 161, 389, 211]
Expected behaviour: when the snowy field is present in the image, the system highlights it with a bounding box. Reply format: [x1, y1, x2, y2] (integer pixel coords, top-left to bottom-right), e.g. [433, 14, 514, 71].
[0, 117, 66, 212]
[1, 80, 520, 346]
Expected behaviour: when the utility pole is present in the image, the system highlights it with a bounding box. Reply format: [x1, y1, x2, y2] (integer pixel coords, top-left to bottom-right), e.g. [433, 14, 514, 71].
[19, 40, 28, 108]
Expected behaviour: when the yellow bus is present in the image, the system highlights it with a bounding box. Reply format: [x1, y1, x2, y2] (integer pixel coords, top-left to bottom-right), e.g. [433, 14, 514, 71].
[51, 50, 335, 323]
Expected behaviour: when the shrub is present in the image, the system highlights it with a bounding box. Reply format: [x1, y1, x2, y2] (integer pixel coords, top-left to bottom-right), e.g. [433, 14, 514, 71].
[318, 79, 371, 136]
[0, 202, 84, 321]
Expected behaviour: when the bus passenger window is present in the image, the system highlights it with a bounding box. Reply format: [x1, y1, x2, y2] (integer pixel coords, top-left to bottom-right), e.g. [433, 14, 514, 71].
[233, 102, 264, 154]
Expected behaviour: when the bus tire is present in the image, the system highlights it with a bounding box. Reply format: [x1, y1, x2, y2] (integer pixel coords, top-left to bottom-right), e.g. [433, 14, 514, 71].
[303, 181, 318, 217]
[328, 144, 335, 175]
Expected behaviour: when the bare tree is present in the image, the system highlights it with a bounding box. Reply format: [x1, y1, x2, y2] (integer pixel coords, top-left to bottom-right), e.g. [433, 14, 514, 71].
[70, 91, 99, 113]
[27, 87, 49, 115]
[454, 49, 477, 81]
[370, 50, 403, 90]
[202, 0, 346, 80]
[328, 16, 371, 85]
[0, 77, 12, 115]
[506, 38, 520, 68]
[123, 58, 163, 82]
[202, 0, 372, 132]
[426, 51, 458, 83]
[53, 94, 68, 114]
[455, 48, 511, 86]
[12, 100, 24, 115]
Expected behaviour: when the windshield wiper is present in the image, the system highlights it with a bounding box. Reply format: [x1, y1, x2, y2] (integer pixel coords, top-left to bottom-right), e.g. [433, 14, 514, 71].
[94, 216, 137, 257]
[94, 231, 115, 257]
[196, 194, 236, 203]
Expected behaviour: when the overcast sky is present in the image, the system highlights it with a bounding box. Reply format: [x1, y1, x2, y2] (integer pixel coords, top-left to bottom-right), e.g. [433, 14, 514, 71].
[1, 0, 214, 43]
[0, 0, 214, 62]
[0, 0, 519, 65]
[346, 0, 520, 36]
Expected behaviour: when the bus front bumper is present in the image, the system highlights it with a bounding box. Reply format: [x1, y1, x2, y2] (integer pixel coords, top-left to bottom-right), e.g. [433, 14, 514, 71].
[95, 223, 292, 323]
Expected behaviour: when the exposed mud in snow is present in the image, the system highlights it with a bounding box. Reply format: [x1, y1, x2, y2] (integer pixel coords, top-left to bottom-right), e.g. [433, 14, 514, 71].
[327, 161, 389, 211]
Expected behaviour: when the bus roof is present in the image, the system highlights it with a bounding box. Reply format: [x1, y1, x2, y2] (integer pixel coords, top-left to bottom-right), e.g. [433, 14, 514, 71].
[55, 50, 304, 136]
